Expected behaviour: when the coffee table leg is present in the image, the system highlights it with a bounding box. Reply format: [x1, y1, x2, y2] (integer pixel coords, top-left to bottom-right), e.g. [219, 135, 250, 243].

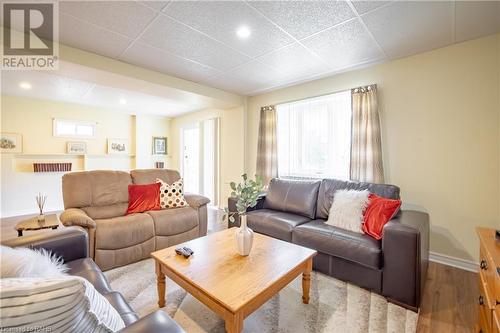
[302, 258, 312, 304]
[156, 262, 166, 308]
[225, 312, 243, 333]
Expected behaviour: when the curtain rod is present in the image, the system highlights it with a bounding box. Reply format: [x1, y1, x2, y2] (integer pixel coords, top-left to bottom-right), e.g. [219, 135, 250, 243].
[273, 83, 377, 107]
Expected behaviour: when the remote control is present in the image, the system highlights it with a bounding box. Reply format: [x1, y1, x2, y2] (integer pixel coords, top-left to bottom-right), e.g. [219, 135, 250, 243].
[175, 247, 191, 258]
[183, 247, 194, 256]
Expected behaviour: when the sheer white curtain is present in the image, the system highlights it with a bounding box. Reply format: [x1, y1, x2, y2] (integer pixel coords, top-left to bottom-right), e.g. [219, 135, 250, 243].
[277, 91, 352, 180]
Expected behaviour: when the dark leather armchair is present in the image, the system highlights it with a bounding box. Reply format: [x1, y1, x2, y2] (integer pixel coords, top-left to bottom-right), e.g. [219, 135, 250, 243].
[2, 227, 185, 333]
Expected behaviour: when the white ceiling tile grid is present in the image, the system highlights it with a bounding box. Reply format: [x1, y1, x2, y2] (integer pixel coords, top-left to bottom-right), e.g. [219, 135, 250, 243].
[361, 1, 455, 60]
[164, 1, 295, 58]
[302, 18, 386, 70]
[247, 0, 356, 40]
[5, 1, 500, 97]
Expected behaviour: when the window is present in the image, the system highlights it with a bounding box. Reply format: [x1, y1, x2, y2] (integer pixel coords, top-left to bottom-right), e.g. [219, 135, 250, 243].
[53, 119, 96, 138]
[277, 90, 351, 180]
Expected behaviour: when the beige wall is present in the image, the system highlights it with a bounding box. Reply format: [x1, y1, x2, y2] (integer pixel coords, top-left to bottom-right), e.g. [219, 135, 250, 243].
[0, 95, 170, 217]
[170, 107, 245, 207]
[246, 34, 500, 262]
[135, 114, 171, 169]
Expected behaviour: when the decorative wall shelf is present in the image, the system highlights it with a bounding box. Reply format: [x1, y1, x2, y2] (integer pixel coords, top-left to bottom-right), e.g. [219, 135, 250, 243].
[3, 153, 136, 173]
[11, 153, 136, 158]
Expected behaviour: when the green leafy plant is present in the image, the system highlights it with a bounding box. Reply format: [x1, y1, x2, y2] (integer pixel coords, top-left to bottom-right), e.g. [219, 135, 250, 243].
[224, 174, 264, 223]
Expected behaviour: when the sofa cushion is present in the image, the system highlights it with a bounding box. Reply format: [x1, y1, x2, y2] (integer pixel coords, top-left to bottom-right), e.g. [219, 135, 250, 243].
[293, 220, 382, 269]
[95, 213, 154, 250]
[130, 169, 180, 185]
[147, 207, 199, 236]
[62, 170, 131, 210]
[316, 178, 400, 219]
[103, 291, 139, 326]
[246, 209, 311, 242]
[82, 203, 128, 220]
[66, 258, 112, 294]
[264, 178, 321, 219]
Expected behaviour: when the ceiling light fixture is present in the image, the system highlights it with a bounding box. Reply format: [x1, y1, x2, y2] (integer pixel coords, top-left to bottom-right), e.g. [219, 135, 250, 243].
[119, 98, 127, 105]
[236, 25, 251, 39]
[19, 82, 31, 90]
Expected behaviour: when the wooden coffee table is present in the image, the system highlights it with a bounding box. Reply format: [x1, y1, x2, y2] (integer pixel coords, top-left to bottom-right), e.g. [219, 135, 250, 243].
[151, 228, 317, 333]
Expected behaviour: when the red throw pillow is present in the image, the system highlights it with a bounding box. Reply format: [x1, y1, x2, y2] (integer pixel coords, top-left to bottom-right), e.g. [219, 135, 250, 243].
[362, 193, 401, 240]
[127, 183, 161, 215]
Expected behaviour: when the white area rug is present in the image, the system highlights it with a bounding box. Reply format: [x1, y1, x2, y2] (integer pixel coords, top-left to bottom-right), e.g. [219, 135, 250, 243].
[104, 258, 418, 333]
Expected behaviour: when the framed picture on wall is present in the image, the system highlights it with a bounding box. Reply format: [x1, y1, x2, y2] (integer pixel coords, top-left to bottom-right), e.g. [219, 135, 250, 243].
[67, 142, 87, 154]
[107, 138, 129, 155]
[0, 132, 22, 153]
[152, 137, 167, 155]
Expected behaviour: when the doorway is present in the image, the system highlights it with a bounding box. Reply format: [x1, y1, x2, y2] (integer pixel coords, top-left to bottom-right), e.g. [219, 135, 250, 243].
[180, 118, 219, 205]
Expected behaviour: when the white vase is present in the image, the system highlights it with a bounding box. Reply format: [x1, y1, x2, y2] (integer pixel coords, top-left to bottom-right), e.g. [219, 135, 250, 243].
[235, 214, 254, 256]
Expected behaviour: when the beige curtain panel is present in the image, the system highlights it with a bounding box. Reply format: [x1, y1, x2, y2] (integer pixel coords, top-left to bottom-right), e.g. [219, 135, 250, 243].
[256, 105, 278, 186]
[350, 85, 385, 183]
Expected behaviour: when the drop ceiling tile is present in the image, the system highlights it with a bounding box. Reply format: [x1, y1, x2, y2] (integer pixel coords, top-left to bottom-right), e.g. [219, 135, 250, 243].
[361, 1, 454, 59]
[257, 43, 330, 82]
[59, 14, 132, 59]
[138, 15, 251, 71]
[249, 1, 355, 40]
[351, 1, 393, 15]
[455, 1, 500, 42]
[138, 1, 170, 11]
[120, 42, 222, 83]
[302, 18, 385, 70]
[60, 1, 157, 39]
[164, 1, 294, 57]
[199, 61, 281, 94]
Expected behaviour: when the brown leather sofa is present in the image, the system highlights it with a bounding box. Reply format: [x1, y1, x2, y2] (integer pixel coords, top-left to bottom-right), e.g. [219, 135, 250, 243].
[60, 169, 209, 271]
[228, 178, 429, 311]
[2, 227, 185, 333]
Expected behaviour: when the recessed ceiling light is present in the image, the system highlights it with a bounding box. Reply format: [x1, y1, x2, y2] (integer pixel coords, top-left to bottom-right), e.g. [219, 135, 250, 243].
[119, 98, 127, 105]
[19, 82, 31, 90]
[236, 26, 251, 39]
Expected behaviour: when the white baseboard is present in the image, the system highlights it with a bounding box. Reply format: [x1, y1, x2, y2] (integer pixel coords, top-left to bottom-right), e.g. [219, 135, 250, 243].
[429, 251, 478, 272]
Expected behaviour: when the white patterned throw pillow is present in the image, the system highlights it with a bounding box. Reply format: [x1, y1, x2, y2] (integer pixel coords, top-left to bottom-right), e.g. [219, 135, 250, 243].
[326, 189, 370, 233]
[156, 178, 189, 209]
[0, 245, 68, 278]
[0, 276, 125, 333]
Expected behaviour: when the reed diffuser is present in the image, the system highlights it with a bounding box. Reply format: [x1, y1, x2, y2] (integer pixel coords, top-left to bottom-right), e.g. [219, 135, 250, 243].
[36, 193, 47, 223]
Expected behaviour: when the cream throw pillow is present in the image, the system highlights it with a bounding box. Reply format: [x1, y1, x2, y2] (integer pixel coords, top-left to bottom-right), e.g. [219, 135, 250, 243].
[156, 178, 189, 209]
[326, 189, 370, 233]
[0, 276, 125, 332]
[0, 245, 68, 278]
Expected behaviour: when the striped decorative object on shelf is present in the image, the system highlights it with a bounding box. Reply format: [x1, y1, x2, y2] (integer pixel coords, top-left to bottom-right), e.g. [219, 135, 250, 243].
[33, 163, 72, 172]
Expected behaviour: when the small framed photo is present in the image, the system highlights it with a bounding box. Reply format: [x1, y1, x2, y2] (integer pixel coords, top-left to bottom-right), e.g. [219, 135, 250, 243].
[0, 132, 22, 153]
[67, 141, 87, 154]
[107, 138, 129, 155]
[152, 137, 167, 155]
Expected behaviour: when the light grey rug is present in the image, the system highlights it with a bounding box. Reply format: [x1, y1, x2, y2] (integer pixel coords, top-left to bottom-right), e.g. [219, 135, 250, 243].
[104, 258, 418, 333]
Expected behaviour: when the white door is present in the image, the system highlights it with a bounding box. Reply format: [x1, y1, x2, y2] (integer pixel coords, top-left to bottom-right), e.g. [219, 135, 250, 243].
[181, 125, 200, 194]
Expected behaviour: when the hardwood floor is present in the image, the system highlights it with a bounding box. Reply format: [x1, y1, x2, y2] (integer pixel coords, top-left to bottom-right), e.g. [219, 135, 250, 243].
[0, 208, 478, 332]
[417, 262, 477, 333]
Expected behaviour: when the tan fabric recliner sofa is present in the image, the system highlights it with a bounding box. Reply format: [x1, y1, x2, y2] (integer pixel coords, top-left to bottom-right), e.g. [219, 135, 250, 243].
[60, 169, 209, 271]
